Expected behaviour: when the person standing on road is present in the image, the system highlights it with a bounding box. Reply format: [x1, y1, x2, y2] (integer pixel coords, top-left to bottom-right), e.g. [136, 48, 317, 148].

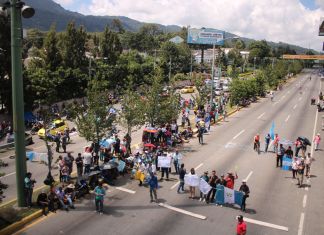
[75, 153, 83, 179]
[197, 120, 205, 145]
[292, 157, 299, 179]
[57, 155, 64, 182]
[148, 172, 158, 203]
[83, 151, 92, 175]
[305, 153, 312, 178]
[295, 138, 302, 157]
[199, 171, 209, 202]
[188, 168, 197, 199]
[160, 153, 170, 181]
[276, 144, 285, 168]
[297, 158, 305, 188]
[177, 164, 186, 193]
[24, 172, 35, 207]
[54, 133, 61, 153]
[273, 134, 280, 153]
[236, 215, 247, 235]
[65, 153, 74, 175]
[225, 172, 238, 189]
[94, 181, 106, 214]
[219, 174, 227, 187]
[264, 133, 271, 153]
[206, 170, 219, 204]
[239, 180, 250, 212]
[313, 133, 321, 151]
[172, 150, 182, 174]
[61, 134, 67, 153]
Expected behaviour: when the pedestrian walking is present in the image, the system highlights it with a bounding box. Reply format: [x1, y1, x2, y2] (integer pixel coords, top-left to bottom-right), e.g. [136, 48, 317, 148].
[276, 144, 285, 168]
[206, 170, 219, 204]
[239, 180, 250, 212]
[24, 172, 35, 207]
[148, 173, 158, 203]
[177, 164, 186, 193]
[94, 181, 106, 214]
[236, 215, 247, 235]
[264, 133, 271, 152]
[75, 153, 83, 179]
[305, 153, 312, 178]
[313, 133, 321, 151]
[297, 158, 305, 188]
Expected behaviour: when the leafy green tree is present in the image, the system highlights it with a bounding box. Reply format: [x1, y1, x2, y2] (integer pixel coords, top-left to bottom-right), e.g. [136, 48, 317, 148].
[227, 48, 243, 68]
[42, 24, 62, 71]
[100, 26, 122, 64]
[191, 73, 210, 107]
[111, 19, 125, 33]
[248, 40, 271, 64]
[61, 22, 87, 69]
[234, 39, 246, 50]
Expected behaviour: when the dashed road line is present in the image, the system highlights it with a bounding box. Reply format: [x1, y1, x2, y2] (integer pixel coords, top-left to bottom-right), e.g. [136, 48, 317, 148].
[240, 217, 289, 231]
[257, 112, 265, 119]
[115, 187, 136, 194]
[0, 171, 16, 179]
[244, 171, 253, 182]
[233, 130, 245, 140]
[302, 194, 307, 208]
[285, 115, 290, 122]
[293, 104, 297, 110]
[298, 213, 305, 235]
[195, 163, 204, 170]
[159, 203, 207, 220]
[170, 181, 179, 189]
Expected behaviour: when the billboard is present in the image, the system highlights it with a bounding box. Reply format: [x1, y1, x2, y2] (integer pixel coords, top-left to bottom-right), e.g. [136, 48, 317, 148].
[187, 27, 225, 46]
[282, 54, 324, 60]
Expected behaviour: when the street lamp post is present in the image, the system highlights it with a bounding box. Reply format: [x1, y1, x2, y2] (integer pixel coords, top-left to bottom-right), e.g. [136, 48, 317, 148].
[1, 0, 35, 207]
[210, 44, 216, 105]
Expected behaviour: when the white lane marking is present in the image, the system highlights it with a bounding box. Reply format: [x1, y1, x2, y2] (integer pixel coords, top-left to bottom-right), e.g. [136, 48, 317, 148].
[159, 203, 207, 220]
[225, 142, 236, 148]
[240, 217, 288, 231]
[302, 194, 307, 208]
[115, 187, 136, 194]
[298, 213, 305, 235]
[257, 112, 265, 119]
[233, 130, 245, 140]
[285, 115, 290, 122]
[298, 97, 302, 101]
[244, 171, 253, 182]
[195, 163, 204, 170]
[170, 181, 179, 189]
[0, 171, 16, 179]
[293, 104, 297, 110]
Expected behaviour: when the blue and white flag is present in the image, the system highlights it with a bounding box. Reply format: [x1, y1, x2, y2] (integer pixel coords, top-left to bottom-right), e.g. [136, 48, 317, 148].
[282, 156, 292, 171]
[215, 185, 243, 206]
[269, 121, 275, 140]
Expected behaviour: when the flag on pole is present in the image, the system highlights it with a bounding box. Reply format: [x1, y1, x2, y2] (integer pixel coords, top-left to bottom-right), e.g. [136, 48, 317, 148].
[215, 185, 243, 205]
[269, 121, 275, 140]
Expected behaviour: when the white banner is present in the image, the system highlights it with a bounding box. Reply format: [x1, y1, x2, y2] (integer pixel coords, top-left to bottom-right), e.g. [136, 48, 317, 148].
[224, 186, 235, 204]
[184, 174, 200, 187]
[158, 156, 171, 168]
[199, 178, 211, 195]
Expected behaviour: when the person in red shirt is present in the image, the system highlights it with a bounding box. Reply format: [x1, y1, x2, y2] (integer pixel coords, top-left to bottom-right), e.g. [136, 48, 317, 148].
[236, 215, 247, 235]
[253, 134, 260, 154]
[273, 134, 280, 153]
[225, 172, 238, 189]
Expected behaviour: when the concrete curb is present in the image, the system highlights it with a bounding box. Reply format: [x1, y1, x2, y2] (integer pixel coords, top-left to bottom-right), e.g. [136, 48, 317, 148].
[0, 209, 42, 235]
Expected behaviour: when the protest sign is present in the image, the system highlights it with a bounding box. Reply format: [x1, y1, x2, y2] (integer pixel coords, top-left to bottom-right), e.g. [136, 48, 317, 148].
[199, 178, 212, 195]
[184, 174, 200, 187]
[158, 156, 171, 168]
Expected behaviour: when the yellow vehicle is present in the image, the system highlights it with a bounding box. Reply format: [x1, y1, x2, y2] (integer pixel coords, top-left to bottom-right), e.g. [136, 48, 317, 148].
[181, 86, 195, 94]
[37, 119, 68, 138]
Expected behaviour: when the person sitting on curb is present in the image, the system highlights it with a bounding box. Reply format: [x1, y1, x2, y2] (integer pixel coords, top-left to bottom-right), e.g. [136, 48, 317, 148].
[37, 190, 49, 216]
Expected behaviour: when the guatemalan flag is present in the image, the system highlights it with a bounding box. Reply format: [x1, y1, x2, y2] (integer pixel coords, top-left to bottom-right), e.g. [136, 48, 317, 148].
[215, 185, 243, 205]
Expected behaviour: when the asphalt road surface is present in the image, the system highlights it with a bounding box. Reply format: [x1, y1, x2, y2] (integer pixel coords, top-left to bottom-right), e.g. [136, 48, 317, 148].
[10, 70, 324, 235]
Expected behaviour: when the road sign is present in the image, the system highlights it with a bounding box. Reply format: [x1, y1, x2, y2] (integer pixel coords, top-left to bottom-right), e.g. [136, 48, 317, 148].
[187, 27, 225, 46]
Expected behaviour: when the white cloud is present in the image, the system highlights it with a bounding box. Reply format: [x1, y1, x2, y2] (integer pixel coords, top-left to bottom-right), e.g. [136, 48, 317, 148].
[54, 0, 75, 6]
[78, 0, 324, 51]
[316, 0, 324, 8]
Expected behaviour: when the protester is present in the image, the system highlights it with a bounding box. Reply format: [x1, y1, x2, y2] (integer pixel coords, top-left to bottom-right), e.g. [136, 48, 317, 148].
[148, 172, 158, 203]
[61, 134, 67, 153]
[172, 150, 182, 174]
[305, 153, 312, 178]
[197, 119, 205, 145]
[285, 146, 293, 158]
[94, 181, 106, 214]
[177, 164, 186, 193]
[160, 153, 170, 181]
[236, 215, 247, 235]
[295, 138, 302, 157]
[313, 133, 321, 151]
[199, 171, 209, 202]
[273, 133, 280, 153]
[57, 155, 64, 182]
[292, 157, 299, 179]
[37, 190, 49, 216]
[239, 180, 250, 212]
[297, 158, 305, 188]
[61, 164, 70, 184]
[276, 144, 285, 168]
[206, 170, 219, 204]
[225, 172, 238, 189]
[264, 133, 271, 153]
[65, 153, 74, 175]
[55, 187, 69, 211]
[24, 172, 35, 207]
[83, 151, 92, 174]
[189, 168, 197, 199]
[75, 153, 83, 179]
[219, 174, 227, 187]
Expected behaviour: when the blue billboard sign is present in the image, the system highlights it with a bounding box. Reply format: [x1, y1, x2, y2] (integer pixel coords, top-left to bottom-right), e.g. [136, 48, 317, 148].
[187, 27, 225, 46]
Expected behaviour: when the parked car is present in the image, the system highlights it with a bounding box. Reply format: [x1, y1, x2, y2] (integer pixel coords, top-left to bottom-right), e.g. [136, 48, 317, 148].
[181, 86, 195, 94]
[37, 119, 68, 138]
[7, 132, 33, 146]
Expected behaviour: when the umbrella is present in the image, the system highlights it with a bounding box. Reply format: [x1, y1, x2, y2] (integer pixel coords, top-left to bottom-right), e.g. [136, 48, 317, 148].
[144, 143, 156, 148]
[143, 128, 158, 133]
[298, 136, 311, 146]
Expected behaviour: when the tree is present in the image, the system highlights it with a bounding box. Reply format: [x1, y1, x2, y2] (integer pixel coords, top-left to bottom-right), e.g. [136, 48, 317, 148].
[248, 40, 271, 64]
[234, 39, 246, 50]
[61, 22, 87, 69]
[71, 78, 114, 152]
[111, 19, 125, 33]
[43, 24, 61, 71]
[227, 48, 243, 68]
[100, 26, 122, 64]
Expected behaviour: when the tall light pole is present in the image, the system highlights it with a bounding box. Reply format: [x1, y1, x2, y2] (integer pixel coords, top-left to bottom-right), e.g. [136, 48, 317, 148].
[1, 0, 35, 207]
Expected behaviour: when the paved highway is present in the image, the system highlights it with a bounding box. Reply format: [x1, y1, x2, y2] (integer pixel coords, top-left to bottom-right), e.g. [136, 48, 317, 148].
[11, 70, 324, 235]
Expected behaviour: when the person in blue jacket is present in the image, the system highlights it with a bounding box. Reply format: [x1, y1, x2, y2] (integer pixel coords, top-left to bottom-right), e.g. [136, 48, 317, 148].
[148, 172, 158, 203]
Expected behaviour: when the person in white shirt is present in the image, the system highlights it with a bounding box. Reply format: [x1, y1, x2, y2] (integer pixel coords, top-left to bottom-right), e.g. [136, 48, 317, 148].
[83, 151, 92, 174]
[172, 150, 182, 174]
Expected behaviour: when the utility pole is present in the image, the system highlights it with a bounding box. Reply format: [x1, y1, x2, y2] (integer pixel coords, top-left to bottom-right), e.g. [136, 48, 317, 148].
[210, 44, 216, 105]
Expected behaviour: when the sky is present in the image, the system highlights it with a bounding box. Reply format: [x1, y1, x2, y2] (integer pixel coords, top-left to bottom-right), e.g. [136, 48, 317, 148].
[53, 0, 324, 51]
